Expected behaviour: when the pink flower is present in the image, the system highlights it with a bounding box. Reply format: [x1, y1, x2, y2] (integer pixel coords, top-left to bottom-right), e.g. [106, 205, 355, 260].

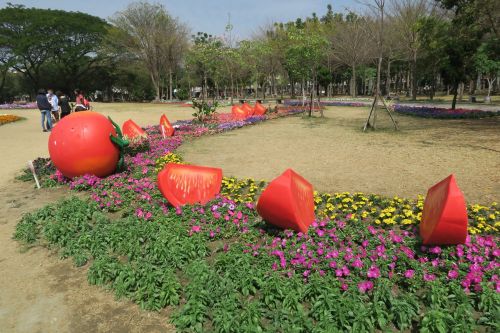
[367, 265, 381, 279]
[404, 270, 415, 278]
[424, 273, 436, 282]
[429, 246, 442, 254]
[191, 225, 201, 233]
[358, 281, 374, 293]
[352, 259, 364, 268]
[447, 270, 459, 279]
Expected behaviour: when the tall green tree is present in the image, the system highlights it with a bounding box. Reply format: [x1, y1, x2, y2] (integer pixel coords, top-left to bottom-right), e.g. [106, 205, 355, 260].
[435, 0, 492, 109]
[0, 4, 109, 93]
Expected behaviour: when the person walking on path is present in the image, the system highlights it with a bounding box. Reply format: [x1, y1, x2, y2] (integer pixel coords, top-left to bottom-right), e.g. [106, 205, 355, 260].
[47, 89, 59, 122]
[57, 91, 71, 118]
[36, 89, 52, 132]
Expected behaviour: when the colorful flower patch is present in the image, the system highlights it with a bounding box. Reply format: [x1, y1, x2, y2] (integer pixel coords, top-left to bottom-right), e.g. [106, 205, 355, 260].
[393, 105, 500, 119]
[0, 102, 37, 109]
[0, 114, 24, 125]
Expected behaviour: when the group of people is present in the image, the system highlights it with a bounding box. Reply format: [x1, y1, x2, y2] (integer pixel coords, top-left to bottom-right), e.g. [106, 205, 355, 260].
[36, 89, 91, 132]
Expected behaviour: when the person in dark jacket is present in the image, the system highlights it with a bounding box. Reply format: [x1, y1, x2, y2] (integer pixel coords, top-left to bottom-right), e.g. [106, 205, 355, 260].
[57, 91, 71, 118]
[36, 89, 52, 132]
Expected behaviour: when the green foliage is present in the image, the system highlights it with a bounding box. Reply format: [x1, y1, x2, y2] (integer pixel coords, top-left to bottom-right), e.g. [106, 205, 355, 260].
[176, 88, 189, 100]
[191, 99, 218, 122]
[13, 194, 499, 331]
[0, 4, 109, 92]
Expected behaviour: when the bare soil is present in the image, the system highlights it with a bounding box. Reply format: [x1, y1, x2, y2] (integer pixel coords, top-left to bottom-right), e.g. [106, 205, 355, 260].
[178, 106, 500, 204]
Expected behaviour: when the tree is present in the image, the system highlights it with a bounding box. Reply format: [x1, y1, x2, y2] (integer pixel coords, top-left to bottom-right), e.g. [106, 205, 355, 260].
[110, 1, 187, 101]
[435, 0, 486, 109]
[285, 23, 329, 116]
[474, 43, 500, 99]
[417, 16, 448, 100]
[330, 13, 372, 97]
[0, 4, 109, 93]
[390, 0, 430, 100]
[186, 32, 224, 101]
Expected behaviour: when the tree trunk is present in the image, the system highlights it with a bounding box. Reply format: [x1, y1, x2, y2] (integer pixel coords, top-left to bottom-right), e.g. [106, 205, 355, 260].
[169, 70, 173, 101]
[230, 72, 234, 105]
[386, 60, 391, 96]
[411, 51, 417, 100]
[451, 82, 459, 110]
[351, 64, 357, 98]
[458, 82, 464, 101]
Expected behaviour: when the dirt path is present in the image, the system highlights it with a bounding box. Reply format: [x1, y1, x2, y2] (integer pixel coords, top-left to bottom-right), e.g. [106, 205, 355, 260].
[0, 103, 210, 333]
[0, 179, 175, 332]
[178, 107, 500, 204]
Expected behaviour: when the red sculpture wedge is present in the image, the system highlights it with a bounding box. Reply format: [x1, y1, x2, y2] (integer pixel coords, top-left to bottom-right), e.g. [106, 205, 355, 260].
[160, 114, 175, 137]
[242, 102, 254, 116]
[157, 163, 223, 208]
[122, 119, 147, 139]
[232, 105, 247, 120]
[257, 169, 315, 233]
[253, 102, 267, 116]
[420, 174, 468, 245]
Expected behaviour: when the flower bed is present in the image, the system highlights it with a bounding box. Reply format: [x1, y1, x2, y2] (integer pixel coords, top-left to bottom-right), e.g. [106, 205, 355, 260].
[0, 114, 24, 125]
[14, 108, 499, 332]
[393, 105, 500, 119]
[0, 102, 37, 109]
[284, 99, 371, 108]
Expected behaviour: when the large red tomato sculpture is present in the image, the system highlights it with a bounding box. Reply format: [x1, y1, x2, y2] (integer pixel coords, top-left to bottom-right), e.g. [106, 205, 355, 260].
[232, 105, 247, 120]
[160, 114, 175, 137]
[48, 112, 128, 179]
[242, 103, 254, 116]
[257, 169, 315, 233]
[157, 163, 223, 208]
[122, 119, 147, 139]
[420, 174, 468, 245]
[253, 102, 267, 116]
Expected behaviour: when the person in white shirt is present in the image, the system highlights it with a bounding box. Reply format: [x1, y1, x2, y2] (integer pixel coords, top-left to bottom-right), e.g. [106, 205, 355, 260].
[47, 89, 59, 122]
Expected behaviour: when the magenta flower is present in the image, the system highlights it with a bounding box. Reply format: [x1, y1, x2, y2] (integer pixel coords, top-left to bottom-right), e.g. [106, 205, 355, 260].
[367, 265, 381, 279]
[358, 281, 374, 293]
[191, 225, 201, 233]
[447, 270, 459, 279]
[423, 273, 436, 282]
[352, 259, 364, 268]
[404, 270, 415, 278]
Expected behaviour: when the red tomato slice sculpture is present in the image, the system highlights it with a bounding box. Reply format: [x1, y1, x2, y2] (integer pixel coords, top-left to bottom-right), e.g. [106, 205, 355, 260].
[242, 103, 254, 116]
[420, 174, 468, 245]
[122, 119, 147, 139]
[157, 163, 223, 208]
[48, 111, 127, 179]
[253, 102, 267, 116]
[160, 114, 175, 137]
[232, 105, 247, 120]
[257, 169, 315, 233]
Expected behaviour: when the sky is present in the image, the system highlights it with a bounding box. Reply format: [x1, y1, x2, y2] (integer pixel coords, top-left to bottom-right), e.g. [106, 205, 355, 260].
[5, 0, 361, 39]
